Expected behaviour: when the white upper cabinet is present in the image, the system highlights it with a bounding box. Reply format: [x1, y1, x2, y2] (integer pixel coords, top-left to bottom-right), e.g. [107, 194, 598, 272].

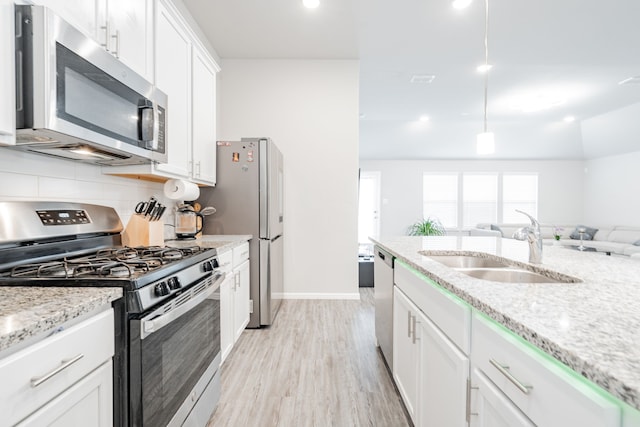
[34, 0, 153, 81]
[191, 45, 217, 185]
[154, 0, 192, 179]
[102, 0, 154, 80]
[0, 0, 15, 145]
[104, 0, 219, 186]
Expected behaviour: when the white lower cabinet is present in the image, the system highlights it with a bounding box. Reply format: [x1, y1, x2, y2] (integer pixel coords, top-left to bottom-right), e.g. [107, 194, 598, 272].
[0, 309, 114, 426]
[392, 287, 419, 422]
[219, 270, 235, 363]
[393, 284, 469, 427]
[470, 367, 534, 427]
[219, 242, 251, 364]
[471, 311, 621, 427]
[233, 259, 251, 341]
[17, 360, 113, 427]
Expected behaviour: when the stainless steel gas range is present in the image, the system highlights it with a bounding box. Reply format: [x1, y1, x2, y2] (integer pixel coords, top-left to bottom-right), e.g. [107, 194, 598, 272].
[0, 201, 224, 427]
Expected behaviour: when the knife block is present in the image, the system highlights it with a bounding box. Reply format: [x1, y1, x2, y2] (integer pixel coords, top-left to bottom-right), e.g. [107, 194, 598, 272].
[122, 214, 165, 247]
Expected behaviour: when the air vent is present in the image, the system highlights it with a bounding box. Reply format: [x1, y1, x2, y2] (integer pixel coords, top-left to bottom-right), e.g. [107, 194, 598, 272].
[410, 74, 436, 84]
[618, 75, 640, 85]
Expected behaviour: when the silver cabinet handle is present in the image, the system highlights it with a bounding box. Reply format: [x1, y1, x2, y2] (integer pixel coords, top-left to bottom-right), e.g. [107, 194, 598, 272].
[411, 315, 419, 344]
[31, 354, 84, 388]
[196, 161, 201, 177]
[407, 310, 412, 338]
[489, 359, 533, 394]
[111, 29, 120, 58]
[100, 22, 110, 50]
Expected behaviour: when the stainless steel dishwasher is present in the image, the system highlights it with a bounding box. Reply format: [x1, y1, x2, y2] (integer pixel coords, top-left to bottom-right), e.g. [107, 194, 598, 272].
[374, 246, 394, 368]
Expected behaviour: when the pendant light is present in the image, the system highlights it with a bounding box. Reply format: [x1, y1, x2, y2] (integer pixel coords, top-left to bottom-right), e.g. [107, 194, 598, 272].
[476, 0, 494, 155]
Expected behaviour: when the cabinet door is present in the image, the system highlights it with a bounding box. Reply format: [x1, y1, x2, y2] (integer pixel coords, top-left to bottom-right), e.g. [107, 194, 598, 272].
[154, 1, 191, 178]
[220, 274, 235, 363]
[0, 0, 15, 145]
[191, 45, 217, 185]
[106, 0, 153, 80]
[470, 368, 535, 427]
[392, 286, 419, 424]
[234, 260, 251, 341]
[17, 361, 113, 427]
[418, 309, 469, 427]
[34, 0, 103, 40]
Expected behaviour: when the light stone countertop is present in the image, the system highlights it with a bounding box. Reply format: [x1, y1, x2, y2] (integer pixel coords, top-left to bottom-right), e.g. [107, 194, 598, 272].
[165, 235, 252, 253]
[0, 287, 122, 355]
[371, 235, 640, 411]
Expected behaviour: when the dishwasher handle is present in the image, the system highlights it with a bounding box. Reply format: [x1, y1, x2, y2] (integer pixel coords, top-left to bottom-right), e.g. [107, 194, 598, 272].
[375, 247, 394, 268]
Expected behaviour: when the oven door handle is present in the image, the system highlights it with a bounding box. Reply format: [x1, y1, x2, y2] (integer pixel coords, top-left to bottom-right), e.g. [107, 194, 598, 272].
[141, 272, 224, 339]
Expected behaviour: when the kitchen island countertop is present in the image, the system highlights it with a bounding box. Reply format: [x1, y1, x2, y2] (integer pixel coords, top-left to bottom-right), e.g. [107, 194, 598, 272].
[0, 287, 122, 355]
[371, 235, 640, 411]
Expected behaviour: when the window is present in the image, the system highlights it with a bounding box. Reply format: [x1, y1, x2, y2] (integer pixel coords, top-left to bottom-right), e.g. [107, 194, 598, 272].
[423, 174, 458, 228]
[463, 174, 498, 227]
[503, 174, 538, 223]
[422, 172, 538, 230]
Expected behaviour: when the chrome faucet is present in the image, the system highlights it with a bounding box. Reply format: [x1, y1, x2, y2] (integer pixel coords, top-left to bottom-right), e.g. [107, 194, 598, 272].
[512, 210, 543, 264]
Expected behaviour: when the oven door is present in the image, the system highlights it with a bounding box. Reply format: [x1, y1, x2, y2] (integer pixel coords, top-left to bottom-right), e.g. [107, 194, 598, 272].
[129, 272, 223, 427]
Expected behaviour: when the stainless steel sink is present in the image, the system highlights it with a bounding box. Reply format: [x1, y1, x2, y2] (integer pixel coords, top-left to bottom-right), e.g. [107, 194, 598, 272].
[458, 268, 563, 283]
[423, 252, 581, 284]
[427, 254, 511, 269]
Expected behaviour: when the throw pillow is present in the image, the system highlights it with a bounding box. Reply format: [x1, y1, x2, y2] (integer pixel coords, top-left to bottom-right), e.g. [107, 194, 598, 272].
[490, 224, 504, 237]
[634, 239, 640, 246]
[570, 225, 599, 241]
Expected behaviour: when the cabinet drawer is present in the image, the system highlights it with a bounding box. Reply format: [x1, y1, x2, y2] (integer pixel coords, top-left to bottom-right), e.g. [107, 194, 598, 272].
[394, 262, 470, 354]
[0, 309, 115, 426]
[232, 242, 250, 267]
[471, 312, 620, 427]
[217, 249, 233, 273]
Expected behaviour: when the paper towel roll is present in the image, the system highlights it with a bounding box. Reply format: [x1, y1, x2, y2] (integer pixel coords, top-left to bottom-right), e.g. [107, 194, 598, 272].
[163, 179, 200, 201]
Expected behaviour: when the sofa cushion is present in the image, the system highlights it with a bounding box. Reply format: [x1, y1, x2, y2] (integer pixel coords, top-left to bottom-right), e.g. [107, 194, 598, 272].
[608, 227, 640, 244]
[570, 225, 599, 241]
[624, 245, 640, 256]
[592, 227, 614, 242]
[635, 240, 640, 246]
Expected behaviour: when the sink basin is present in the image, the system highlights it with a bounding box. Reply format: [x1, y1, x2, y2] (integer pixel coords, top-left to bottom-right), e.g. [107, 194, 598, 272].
[458, 268, 563, 283]
[427, 255, 511, 269]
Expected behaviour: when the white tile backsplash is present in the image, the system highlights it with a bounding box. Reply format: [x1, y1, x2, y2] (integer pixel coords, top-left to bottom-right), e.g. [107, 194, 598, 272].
[0, 149, 178, 236]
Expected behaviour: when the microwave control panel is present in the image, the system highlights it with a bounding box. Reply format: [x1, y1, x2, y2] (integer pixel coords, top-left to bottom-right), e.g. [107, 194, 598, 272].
[36, 209, 91, 226]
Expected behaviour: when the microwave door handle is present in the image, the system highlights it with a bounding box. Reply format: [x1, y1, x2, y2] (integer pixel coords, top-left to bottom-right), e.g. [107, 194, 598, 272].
[139, 103, 155, 149]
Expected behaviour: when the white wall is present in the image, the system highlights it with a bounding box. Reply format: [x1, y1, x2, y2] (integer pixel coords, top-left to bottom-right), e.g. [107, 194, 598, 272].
[583, 151, 640, 226]
[0, 149, 172, 230]
[359, 159, 585, 237]
[217, 59, 360, 299]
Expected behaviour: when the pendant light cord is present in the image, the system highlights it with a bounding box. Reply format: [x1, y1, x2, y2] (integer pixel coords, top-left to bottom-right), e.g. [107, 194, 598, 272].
[483, 0, 489, 133]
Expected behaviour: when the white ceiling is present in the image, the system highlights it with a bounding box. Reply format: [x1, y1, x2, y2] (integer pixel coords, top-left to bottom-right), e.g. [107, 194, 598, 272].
[182, 0, 640, 160]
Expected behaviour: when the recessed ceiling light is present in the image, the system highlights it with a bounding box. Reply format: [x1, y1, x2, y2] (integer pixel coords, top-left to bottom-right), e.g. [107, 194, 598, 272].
[563, 116, 576, 123]
[419, 115, 430, 122]
[476, 64, 493, 73]
[452, 0, 473, 10]
[303, 0, 319, 9]
[410, 74, 436, 84]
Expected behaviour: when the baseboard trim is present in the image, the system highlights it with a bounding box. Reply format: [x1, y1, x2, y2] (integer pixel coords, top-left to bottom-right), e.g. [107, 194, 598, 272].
[279, 292, 361, 300]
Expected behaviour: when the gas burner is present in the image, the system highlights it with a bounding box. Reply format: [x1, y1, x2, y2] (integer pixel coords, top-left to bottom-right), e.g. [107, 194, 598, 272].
[97, 247, 139, 260]
[74, 262, 134, 278]
[11, 261, 71, 278]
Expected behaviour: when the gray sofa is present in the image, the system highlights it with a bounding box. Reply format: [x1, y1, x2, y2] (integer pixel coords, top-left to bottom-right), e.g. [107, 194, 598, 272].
[473, 223, 640, 256]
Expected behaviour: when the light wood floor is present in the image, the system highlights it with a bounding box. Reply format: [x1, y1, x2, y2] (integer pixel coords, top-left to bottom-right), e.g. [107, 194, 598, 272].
[207, 288, 411, 427]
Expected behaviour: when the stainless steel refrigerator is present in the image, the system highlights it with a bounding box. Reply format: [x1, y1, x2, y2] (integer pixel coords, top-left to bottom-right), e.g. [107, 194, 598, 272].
[199, 137, 284, 327]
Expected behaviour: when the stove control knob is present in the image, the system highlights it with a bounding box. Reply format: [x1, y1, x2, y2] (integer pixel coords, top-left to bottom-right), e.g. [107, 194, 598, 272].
[202, 260, 215, 272]
[154, 282, 170, 297]
[168, 276, 181, 290]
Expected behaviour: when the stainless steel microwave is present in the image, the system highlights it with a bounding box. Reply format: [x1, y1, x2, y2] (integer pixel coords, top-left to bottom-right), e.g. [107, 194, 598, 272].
[13, 5, 167, 166]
